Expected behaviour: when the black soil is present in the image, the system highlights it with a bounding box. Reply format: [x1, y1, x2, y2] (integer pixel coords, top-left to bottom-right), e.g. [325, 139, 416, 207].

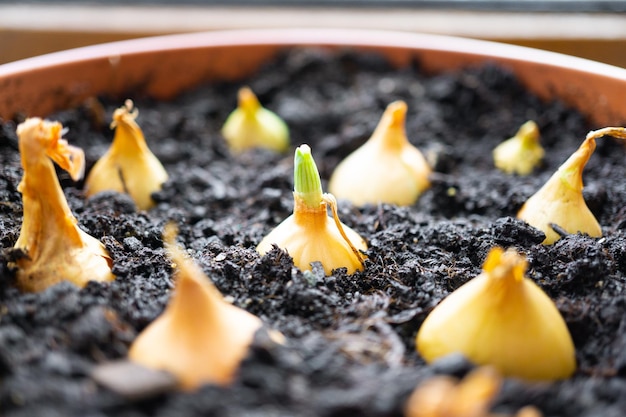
[1, 48, 626, 417]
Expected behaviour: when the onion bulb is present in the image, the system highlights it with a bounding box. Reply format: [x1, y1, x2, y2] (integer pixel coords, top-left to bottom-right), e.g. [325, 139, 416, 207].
[328, 100, 431, 206]
[85, 99, 168, 211]
[221, 86, 289, 153]
[257, 144, 366, 275]
[405, 366, 541, 417]
[518, 127, 626, 244]
[12, 118, 114, 292]
[493, 120, 544, 175]
[129, 225, 266, 390]
[416, 247, 576, 381]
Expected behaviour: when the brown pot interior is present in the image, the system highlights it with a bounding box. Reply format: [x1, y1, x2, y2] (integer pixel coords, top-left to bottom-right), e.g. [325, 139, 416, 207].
[0, 30, 625, 126]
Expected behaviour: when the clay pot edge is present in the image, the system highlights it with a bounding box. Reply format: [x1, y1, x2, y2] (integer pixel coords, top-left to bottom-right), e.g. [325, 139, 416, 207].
[1, 28, 625, 125]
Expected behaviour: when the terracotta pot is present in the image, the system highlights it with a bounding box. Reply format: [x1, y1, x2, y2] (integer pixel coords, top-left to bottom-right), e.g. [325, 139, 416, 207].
[1, 28, 626, 126]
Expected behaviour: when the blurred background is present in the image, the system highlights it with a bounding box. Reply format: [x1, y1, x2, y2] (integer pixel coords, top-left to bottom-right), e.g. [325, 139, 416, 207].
[1, 1, 626, 67]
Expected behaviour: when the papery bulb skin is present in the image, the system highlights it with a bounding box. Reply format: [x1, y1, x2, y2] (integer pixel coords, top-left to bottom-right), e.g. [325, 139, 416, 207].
[128, 226, 264, 390]
[517, 135, 600, 244]
[221, 86, 289, 153]
[257, 145, 366, 275]
[13, 118, 114, 292]
[328, 100, 431, 206]
[84, 99, 168, 210]
[416, 247, 576, 381]
[493, 120, 544, 175]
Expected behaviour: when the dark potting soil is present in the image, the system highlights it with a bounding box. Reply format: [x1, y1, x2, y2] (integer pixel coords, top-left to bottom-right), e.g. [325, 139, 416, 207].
[1, 47, 626, 417]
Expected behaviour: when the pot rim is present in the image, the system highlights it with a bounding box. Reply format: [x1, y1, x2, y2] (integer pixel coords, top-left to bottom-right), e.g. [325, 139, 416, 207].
[3, 28, 626, 77]
[1, 28, 625, 125]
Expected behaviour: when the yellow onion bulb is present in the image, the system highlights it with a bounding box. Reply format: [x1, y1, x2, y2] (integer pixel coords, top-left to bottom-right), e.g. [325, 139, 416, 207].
[257, 198, 367, 275]
[257, 145, 366, 275]
[85, 99, 168, 211]
[405, 366, 542, 417]
[518, 127, 626, 244]
[221, 86, 289, 153]
[518, 133, 596, 244]
[129, 225, 265, 390]
[493, 120, 544, 175]
[416, 247, 576, 381]
[13, 118, 114, 292]
[328, 100, 431, 206]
